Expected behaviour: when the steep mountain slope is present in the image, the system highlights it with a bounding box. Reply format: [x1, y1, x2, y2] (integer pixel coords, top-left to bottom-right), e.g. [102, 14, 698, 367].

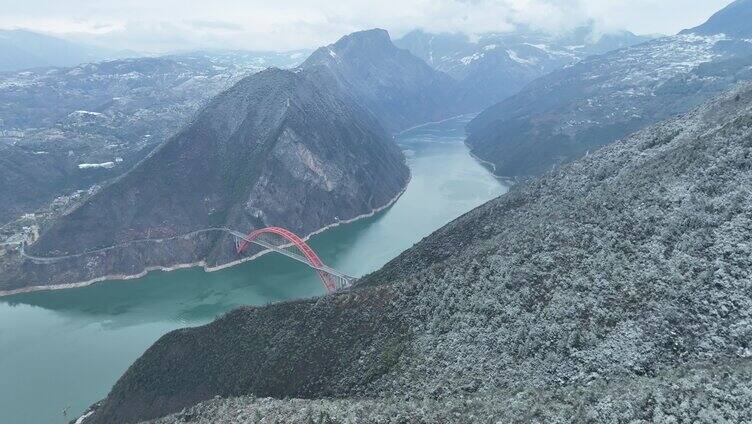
[682, 0, 752, 38]
[466, 0, 752, 177]
[2, 67, 409, 292]
[0, 29, 130, 72]
[79, 83, 752, 423]
[395, 26, 653, 111]
[300, 29, 456, 132]
[0, 52, 305, 225]
[392, 30, 470, 72]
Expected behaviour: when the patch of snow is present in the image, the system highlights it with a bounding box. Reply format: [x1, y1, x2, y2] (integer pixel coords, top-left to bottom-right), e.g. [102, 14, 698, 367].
[74, 410, 94, 424]
[678, 33, 728, 44]
[328, 49, 338, 59]
[483, 44, 498, 51]
[71, 110, 104, 117]
[506, 50, 536, 66]
[120, 71, 144, 80]
[526, 43, 549, 51]
[524, 43, 575, 58]
[78, 162, 115, 170]
[460, 52, 484, 65]
[0, 130, 24, 137]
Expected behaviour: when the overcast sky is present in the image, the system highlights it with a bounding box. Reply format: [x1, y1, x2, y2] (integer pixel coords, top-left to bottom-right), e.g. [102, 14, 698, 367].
[0, 0, 737, 53]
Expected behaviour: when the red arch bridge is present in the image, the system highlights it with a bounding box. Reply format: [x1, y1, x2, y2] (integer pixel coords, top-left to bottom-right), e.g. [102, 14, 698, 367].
[230, 226, 355, 293]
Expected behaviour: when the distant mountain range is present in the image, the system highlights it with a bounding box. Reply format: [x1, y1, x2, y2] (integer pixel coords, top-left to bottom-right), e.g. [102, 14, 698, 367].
[0, 29, 135, 72]
[465, 0, 752, 177]
[395, 25, 654, 111]
[0, 29, 310, 73]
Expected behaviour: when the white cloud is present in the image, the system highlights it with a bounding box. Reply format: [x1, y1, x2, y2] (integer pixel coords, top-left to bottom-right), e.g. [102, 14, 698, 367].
[0, 0, 736, 53]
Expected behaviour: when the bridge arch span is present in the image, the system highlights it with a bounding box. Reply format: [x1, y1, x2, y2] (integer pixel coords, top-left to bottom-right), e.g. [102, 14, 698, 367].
[236, 226, 338, 292]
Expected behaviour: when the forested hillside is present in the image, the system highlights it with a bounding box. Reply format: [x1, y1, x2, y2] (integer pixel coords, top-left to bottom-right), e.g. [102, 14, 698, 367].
[82, 82, 752, 424]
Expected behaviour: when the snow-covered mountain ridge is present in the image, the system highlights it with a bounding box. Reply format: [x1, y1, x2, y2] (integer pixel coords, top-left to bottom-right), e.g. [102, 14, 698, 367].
[395, 25, 654, 110]
[466, 6, 752, 177]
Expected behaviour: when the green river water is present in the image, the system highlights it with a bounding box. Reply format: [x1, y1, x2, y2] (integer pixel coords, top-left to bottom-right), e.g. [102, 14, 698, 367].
[0, 115, 508, 423]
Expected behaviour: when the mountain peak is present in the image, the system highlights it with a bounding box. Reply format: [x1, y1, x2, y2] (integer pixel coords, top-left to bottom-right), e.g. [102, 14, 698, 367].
[308, 28, 394, 60]
[299, 28, 456, 132]
[681, 0, 752, 38]
[338, 28, 391, 43]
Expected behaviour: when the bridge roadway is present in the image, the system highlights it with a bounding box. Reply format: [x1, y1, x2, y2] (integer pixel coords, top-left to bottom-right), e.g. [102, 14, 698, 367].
[20, 227, 355, 289]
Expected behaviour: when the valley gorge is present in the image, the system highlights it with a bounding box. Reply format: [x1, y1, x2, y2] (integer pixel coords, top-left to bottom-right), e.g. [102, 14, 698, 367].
[1, 1, 752, 422]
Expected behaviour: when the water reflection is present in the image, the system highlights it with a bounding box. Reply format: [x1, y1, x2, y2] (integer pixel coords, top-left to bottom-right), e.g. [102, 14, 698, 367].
[4, 254, 321, 327]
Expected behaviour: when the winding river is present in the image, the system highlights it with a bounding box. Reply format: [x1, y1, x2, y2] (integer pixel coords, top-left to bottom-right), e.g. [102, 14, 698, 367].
[0, 115, 508, 424]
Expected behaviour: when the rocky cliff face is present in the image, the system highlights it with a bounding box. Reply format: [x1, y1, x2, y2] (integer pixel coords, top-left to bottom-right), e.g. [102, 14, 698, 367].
[466, 0, 752, 177]
[2, 66, 409, 292]
[80, 83, 752, 423]
[301, 29, 457, 132]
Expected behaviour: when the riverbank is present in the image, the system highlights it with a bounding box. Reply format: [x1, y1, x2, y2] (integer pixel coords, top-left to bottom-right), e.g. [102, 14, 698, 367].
[464, 141, 529, 187]
[0, 177, 410, 298]
[396, 113, 472, 135]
